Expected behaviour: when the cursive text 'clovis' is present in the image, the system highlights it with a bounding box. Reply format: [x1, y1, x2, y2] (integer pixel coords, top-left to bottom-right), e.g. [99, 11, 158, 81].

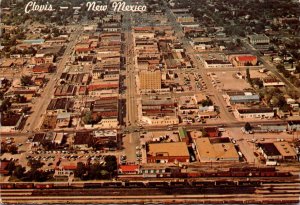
[25, 1, 54, 13]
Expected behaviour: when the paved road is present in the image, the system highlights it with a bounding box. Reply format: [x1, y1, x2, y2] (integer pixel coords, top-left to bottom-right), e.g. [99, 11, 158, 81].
[122, 0, 141, 163]
[24, 26, 83, 132]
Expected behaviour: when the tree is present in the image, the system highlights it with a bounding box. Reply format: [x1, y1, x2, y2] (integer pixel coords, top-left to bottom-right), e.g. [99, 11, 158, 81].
[200, 99, 213, 107]
[0, 98, 11, 112]
[21, 75, 33, 86]
[8, 145, 18, 154]
[6, 161, 16, 175]
[244, 122, 252, 132]
[15, 94, 27, 103]
[82, 111, 101, 125]
[252, 78, 263, 88]
[246, 68, 252, 85]
[28, 159, 44, 170]
[25, 169, 50, 182]
[74, 162, 87, 179]
[200, 128, 209, 137]
[106, 140, 117, 149]
[13, 165, 26, 179]
[276, 64, 285, 73]
[83, 111, 93, 124]
[104, 156, 117, 175]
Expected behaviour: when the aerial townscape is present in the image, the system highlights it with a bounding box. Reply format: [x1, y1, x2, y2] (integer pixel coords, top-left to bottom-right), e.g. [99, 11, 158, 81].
[0, 0, 300, 204]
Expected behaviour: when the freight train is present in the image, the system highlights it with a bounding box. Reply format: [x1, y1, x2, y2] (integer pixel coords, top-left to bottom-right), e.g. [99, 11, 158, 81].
[0, 180, 263, 189]
[0, 167, 293, 190]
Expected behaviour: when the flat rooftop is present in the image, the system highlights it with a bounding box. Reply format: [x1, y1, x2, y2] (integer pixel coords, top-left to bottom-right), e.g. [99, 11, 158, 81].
[195, 138, 239, 162]
[148, 142, 189, 157]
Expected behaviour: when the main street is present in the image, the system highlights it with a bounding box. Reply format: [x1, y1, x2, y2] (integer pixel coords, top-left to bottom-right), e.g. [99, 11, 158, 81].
[24, 26, 83, 132]
[122, 0, 141, 163]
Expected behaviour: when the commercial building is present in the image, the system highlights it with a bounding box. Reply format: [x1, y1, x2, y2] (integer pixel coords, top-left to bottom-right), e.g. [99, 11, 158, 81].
[0, 113, 24, 132]
[231, 55, 258, 67]
[259, 143, 282, 161]
[274, 142, 298, 161]
[262, 77, 285, 87]
[141, 116, 179, 125]
[287, 120, 300, 131]
[234, 108, 274, 119]
[147, 142, 190, 163]
[176, 14, 194, 23]
[118, 165, 139, 175]
[248, 34, 270, 49]
[195, 138, 239, 162]
[198, 53, 233, 68]
[225, 91, 260, 104]
[139, 70, 161, 90]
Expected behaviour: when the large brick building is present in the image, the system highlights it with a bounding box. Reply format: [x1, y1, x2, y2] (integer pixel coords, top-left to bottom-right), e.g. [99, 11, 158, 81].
[147, 142, 190, 163]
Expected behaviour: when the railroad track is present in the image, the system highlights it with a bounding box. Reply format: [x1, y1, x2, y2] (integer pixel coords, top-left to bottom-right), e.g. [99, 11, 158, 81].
[2, 194, 299, 204]
[1, 181, 300, 204]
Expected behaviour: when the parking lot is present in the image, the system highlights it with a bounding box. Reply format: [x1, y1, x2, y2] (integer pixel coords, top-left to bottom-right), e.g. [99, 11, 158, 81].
[208, 71, 251, 91]
[224, 127, 297, 164]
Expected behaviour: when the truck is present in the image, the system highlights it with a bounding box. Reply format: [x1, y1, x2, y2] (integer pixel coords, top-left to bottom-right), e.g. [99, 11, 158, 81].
[218, 128, 226, 132]
[266, 161, 278, 166]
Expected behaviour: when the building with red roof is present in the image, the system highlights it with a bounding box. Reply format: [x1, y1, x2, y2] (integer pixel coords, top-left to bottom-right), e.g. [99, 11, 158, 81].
[231, 55, 258, 66]
[118, 165, 140, 174]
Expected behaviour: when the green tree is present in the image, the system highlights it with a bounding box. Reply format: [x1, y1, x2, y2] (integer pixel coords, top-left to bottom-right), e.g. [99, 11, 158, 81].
[6, 161, 16, 175]
[21, 75, 33, 86]
[74, 162, 87, 179]
[15, 94, 27, 103]
[0, 98, 12, 112]
[200, 128, 209, 137]
[104, 156, 117, 175]
[82, 111, 93, 124]
[244, 122, 252, 132]
[246, 68, 252, 85]
[28, 159, 44, 170]
[13, 165, 26, 179]
[8, 145, 18, 154]
[200, 99, 213, 107]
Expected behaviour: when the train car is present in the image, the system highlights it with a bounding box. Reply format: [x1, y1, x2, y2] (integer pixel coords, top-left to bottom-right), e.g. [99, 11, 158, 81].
[147, 181, 169, 188]
[275, 172, 291, 177]
[187, 172, 201, 178]
[170, 181, 187, 187]
[84, 183, 102, 188]
[259, 167, 276, 172]
[191, 181, 215, 187]
[171, 172, 188, 178]
[53, 182, 69, 189]
[231, 171, 248, 177]
[15, 183, 34, 189]
[0, 183, 15, 189]
[215, 180, 237, 186]
[260, 171, 276, 177]
[124, 181, 145, 187]
[102, 182, 123, 187]
[190, 181, 204, 187]
[34, 183, 54, 189]
[216, 171, 231, 177]
[238, 181, 261, 186]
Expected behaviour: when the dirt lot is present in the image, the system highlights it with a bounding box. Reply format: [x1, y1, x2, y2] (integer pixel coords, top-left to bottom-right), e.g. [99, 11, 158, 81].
[209, 71, 251, 90]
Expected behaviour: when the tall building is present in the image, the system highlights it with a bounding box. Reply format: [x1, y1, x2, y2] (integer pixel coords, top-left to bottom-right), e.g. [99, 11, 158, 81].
[139, 70, 161, 90]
